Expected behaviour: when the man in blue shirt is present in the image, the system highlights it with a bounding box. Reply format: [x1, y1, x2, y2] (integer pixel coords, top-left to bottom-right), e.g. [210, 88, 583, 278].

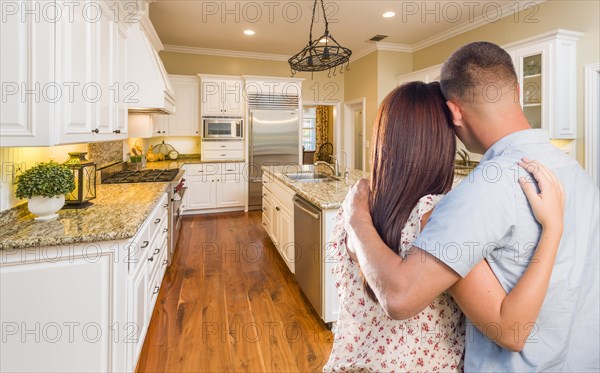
[343, 42, 599, 371]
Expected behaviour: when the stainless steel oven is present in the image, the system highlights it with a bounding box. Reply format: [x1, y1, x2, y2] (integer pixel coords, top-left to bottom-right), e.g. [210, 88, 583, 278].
[203, 118, 243, 139]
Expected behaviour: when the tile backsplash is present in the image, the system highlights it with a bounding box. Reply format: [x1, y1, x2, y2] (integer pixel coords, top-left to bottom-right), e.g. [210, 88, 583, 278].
[88, 140, 126, 168]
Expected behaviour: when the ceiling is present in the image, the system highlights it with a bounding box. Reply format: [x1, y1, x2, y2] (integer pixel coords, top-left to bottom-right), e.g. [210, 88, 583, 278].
[149, 0, 520, 57]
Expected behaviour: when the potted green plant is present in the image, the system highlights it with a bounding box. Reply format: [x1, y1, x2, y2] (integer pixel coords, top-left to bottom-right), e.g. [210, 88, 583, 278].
[16, 161, 75, 220]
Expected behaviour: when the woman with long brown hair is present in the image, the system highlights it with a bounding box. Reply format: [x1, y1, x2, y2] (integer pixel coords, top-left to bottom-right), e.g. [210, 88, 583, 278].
[323, 81, 565, 372]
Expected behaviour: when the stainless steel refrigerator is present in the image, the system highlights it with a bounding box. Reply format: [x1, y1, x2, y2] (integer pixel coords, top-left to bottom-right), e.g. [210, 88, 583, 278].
[248, 107, 300, 210]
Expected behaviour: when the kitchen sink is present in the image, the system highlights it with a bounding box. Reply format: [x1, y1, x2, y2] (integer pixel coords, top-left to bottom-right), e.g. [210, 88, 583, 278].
[284, 172, 335, 183]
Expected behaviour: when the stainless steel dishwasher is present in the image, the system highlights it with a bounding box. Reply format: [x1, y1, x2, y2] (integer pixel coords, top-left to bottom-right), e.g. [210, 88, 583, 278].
[293, 196, 323, 317]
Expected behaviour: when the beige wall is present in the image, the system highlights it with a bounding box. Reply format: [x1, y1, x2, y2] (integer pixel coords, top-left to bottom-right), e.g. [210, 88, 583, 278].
[412, 0, 599, 164]
[343, 51, 378, 171]
[377, 51, 413, 104]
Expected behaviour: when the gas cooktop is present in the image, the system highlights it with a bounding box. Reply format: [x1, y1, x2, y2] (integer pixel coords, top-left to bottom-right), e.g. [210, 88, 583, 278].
[102, 169, 181, 184]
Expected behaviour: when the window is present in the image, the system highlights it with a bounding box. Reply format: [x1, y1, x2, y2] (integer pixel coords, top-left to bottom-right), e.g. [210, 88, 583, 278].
[302, 107, 316, 151]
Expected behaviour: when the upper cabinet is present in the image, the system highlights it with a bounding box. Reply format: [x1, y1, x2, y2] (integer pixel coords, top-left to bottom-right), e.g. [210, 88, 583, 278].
[506, 29, 582, 139]
[130, 75, 199, 137]
[0, 0, 130, 146]
[395, 64, 442, 86]
[199, 76, 244, 116]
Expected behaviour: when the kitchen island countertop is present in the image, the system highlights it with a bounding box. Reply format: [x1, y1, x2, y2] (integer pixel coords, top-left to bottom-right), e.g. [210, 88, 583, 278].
[0, 183, 170, 251]
[263, 165, 369, 210]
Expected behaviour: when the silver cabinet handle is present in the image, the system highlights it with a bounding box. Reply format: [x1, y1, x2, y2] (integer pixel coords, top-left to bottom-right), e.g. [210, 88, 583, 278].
[275, 206, 280, 211]
[154, 218, 161, 224]
[262, 222, 267, 226]
[154, 248, 160, 255]
[148, 256, 154, 262]
[163, 228, 168, 233]
[141, 241, 149, 249]
[163, 203, 168, 208]
[163, 259, 168, 265]
[220, 145, 226, 148]
[153, 286, 160, 294]
[262, 207, 267, 211]
[197, 170, 204, 173]
[220, 154, 226, 156]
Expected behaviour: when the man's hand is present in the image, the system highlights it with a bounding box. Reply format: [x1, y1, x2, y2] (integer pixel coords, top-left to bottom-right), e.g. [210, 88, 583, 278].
[342, 178, 371, 260]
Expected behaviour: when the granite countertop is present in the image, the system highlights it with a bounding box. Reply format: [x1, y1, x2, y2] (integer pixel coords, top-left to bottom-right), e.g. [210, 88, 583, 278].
[0, 183, 169, 251]
[263, 165, 369, 210]
[144, 155, 244, 170]
[263, 164, 468, 210]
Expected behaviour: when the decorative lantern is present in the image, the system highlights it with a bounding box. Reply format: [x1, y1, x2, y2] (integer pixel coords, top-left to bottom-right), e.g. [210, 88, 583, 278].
[64, 152, 96, 207]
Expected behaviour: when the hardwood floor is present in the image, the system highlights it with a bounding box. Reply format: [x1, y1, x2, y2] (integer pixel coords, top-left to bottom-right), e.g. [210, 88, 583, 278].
[136, 211, 333, 372]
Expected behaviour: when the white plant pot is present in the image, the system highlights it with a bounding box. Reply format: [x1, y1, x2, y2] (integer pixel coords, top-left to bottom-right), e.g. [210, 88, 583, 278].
[28, 195, 65, 221]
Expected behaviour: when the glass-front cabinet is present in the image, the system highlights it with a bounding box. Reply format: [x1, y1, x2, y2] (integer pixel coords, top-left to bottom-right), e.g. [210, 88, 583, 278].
[508, 29, 582, 139]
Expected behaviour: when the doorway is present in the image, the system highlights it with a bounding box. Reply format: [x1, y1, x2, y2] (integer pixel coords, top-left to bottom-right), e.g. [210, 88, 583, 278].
[343, 98, 367, 171]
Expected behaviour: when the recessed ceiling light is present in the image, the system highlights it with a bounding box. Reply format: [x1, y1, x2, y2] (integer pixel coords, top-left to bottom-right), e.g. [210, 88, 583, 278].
[382, 11, 396, 18]
[243, 30, 255, 36]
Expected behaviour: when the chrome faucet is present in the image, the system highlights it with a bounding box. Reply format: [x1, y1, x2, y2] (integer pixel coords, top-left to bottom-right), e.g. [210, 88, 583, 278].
[315, 155, 341, 177]
[457, 149, 470, 166]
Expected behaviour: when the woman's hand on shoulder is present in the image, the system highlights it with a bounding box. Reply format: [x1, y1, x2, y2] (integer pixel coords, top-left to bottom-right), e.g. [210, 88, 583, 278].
[518, 157, 565, 231]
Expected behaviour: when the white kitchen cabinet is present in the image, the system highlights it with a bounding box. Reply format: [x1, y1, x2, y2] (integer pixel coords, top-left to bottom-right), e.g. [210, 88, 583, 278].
[217, 173, 246, 207]
[131, 75, 200, 138]
[506, 29, 581, 139]
[262, 173, 295, 273]
[199, 76, 244, 116]
[169, 76, 200, 136]
[201, 140, 245, 161]
[0, 0, 128, 147]
[0, 0, 55, 147]
[185, 175, 217, 210]
[182, 163, 246, 213]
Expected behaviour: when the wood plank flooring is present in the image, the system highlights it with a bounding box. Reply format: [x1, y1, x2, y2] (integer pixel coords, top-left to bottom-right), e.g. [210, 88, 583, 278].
[136, 211, 333, 372]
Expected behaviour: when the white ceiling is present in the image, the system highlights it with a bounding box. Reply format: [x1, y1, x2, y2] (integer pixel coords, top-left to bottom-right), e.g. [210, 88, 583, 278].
[149, 0, 522, 57]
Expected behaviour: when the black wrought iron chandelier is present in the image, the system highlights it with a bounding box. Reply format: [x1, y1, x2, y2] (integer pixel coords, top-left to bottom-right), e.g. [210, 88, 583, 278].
[289, 0, 352, 77]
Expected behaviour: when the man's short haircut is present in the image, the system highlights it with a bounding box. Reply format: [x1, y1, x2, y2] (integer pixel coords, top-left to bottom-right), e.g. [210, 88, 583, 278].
[440, 41, 518, 102]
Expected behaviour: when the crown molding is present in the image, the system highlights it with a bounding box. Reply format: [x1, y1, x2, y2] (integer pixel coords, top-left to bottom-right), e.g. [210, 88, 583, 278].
[163, 45, 290, 62]
[411, 0, 546, 52]
[375, 42, 414, 53]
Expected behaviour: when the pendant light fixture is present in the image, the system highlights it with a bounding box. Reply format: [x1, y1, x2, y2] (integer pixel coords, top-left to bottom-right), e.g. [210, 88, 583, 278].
[289, 0, 352, 77]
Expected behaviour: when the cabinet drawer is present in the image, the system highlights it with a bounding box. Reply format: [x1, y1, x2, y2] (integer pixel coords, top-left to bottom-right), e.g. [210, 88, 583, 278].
[128, 222, 150, 274]
[184, 163, 220, 176]
[202, 149, 244, 160]
[202, 141, 243, 151]
[147, 235, 167, 288]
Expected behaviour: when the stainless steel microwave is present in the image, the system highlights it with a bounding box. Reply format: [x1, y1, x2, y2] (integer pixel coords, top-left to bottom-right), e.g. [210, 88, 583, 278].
[203, 118, 243, 139]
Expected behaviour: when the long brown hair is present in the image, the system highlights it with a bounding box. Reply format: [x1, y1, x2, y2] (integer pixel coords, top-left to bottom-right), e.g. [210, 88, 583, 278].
[364, 81, 456, 302]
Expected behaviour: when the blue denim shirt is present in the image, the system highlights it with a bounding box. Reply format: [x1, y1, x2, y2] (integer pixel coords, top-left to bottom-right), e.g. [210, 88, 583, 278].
[413, 129, 600, 372]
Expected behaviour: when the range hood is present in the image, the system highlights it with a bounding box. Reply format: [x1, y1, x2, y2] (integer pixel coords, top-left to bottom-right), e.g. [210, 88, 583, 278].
[127, 15, 175, 115]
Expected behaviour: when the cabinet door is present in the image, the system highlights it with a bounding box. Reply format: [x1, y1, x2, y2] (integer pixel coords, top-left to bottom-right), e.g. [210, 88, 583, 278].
[127, 263, 148, 372]
[222, 79, 244, 115]
[113, 24, 128, 137]
[216, 173, 244, 207]
[170, 77, 199, 136]
[278, 206, 295, 273]
[152, 114, 170, 136]
[201, 80, 223, 115]
[185, 176, 216, 210]
[55, 0, 97, 143]
[512, 43, 549, 132]
[95, 11, 116, 135]
[262, 191, 274, 238]
[0, 0, 55, 146]
[0, 253, 117, 372]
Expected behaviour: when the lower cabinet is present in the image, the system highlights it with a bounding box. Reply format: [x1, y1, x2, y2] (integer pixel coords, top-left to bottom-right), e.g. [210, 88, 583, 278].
[182, 163, 246, 214]
[262, 174, 295, 273]
[0, 193, 169, 373]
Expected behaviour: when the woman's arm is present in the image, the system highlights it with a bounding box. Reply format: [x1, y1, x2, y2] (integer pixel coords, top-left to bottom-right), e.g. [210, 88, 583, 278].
[449, 158, 565, 352]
